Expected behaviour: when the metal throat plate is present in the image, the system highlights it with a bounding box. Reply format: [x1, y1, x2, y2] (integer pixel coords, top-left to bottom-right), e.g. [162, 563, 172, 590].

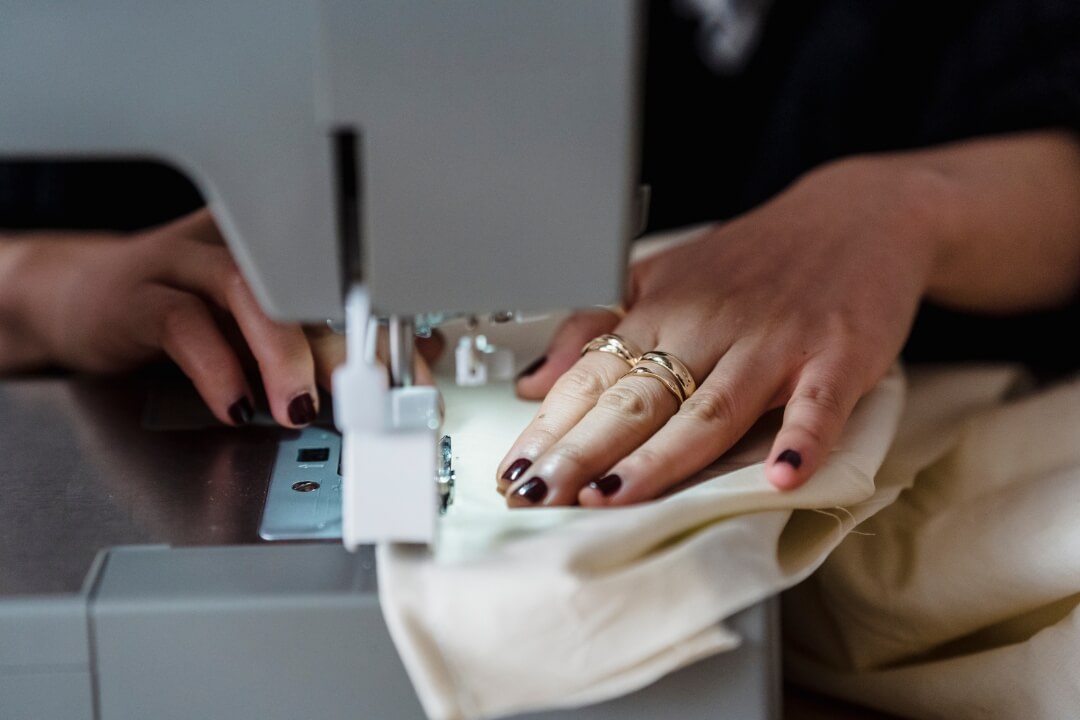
[259, 428, 344, 540]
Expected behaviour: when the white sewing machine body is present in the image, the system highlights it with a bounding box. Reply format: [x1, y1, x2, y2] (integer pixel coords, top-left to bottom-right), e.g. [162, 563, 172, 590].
[0, 3, 781, 717]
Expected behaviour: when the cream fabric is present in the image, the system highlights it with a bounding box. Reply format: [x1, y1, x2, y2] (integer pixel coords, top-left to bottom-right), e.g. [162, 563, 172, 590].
[376, 366, 906, 720]
[785, 366, 1080, 719]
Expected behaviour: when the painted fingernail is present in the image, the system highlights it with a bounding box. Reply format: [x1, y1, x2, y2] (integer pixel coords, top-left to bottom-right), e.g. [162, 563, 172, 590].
[777, 449, 802, 469]
[228, 397, 253, 426]
[501, 458, 532, 484]
[516, 355, 547, 380]
[288, 393, 317, 426]
[590, 474, 622, 497]
[514, 478, 548, 504]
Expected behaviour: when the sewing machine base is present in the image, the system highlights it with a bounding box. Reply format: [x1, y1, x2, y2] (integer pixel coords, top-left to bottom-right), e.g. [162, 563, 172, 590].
[1, 544, 778, 720]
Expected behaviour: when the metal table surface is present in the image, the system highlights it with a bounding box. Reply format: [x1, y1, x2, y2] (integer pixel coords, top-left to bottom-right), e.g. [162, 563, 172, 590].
[0, 367, 311, 597]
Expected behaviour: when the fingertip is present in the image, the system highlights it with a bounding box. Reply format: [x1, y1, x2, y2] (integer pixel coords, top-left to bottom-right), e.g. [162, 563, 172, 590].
[578, 484, 621, 507]
[282, 391, 318, 428]
[514, 359, 552, 399]
[496, 457, 532, 494]
[578, 485, 605, 506]
[766, 464, 803, 491]
[579, 473, 623, 506]
[227, 396, 254, 427]
[154, 289, 256, 431]
[225, 277, 320, 427]
[514, 379, 545, 400]
[416, 331, 446, 366]
[506, 476, 549, 508]
[514, 352, 579, 400]
[516, 355, 548, 381]
[766, 448, 808, 490]
[771, 368, 860, 492]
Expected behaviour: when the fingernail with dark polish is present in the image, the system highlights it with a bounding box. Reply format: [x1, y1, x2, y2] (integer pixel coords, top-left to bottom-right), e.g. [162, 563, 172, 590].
[501, 458, 532, 484]
[228, 397, 254, 426]
[516, 355, 547, 380]
[288, 393, 317, 426]
[514, 478, 548, 504]
[590, 474, 622, 497]
[777, 449, 802, 469]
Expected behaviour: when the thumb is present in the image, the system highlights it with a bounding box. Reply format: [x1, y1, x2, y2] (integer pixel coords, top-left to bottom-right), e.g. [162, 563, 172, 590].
[515, 309, 620, 400]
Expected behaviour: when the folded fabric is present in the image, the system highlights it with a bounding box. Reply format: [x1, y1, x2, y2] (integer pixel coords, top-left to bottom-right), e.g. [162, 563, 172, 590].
[785, 366, 1080, 719]
[376, 366, 906, 720]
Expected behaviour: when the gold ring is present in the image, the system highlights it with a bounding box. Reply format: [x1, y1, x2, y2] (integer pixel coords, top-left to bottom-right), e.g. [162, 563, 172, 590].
[622, 365, 685, 405]
[638, 351, 696, 400]
[581, 333, 642, 368]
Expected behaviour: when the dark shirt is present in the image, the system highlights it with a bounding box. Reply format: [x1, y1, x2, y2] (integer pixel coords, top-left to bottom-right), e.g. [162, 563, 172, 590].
[641, 0, 1080, 378]
[0, 161, 202, 233]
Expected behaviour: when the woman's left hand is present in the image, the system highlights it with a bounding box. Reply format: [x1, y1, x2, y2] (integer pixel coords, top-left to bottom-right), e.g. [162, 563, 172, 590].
[0, 209, 347, 427]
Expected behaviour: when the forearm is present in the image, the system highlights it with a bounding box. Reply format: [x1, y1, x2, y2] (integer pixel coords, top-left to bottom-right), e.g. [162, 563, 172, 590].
[827, 130, 1080, 314]
[0, 230, 111, 371]
[0, 235, 53, 370]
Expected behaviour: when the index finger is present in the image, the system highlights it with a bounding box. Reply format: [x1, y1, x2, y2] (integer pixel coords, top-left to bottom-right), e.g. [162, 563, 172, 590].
[496, 325, 654, 493]
[221, 274, 319, 427]
[148, 231, 320, 428]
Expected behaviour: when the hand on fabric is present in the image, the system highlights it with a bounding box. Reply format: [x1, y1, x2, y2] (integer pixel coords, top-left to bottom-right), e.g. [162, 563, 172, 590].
[0, 209, 339, 427]
[496, 130, 1080, 506]
[497, 160, 933, 504]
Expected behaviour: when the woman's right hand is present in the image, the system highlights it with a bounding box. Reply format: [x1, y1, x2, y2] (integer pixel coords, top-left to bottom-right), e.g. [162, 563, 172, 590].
[497, 130, 1080, 507]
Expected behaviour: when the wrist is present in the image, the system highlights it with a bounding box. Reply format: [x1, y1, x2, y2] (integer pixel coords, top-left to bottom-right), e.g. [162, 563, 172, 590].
[805, 153, 959, 298]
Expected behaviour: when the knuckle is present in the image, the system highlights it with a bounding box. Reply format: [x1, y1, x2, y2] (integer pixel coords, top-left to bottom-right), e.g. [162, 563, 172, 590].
[526, 424, 562, 450]
[795, 422, 829, 450]
[549, 443, 591, 474]
[679, 387, 738, 426]
[797, 381, 847, 421]
[131, 233, 171, 271]
[158, 302, 223, 380]
[554, 368, 608, 402]
[222, 265, 247, 294]
[136, 228, 169, 253]
[626, 445, 663, 473]
[270, 335, 314, 369]
[160, 298, 201, 341]
[596, 384, 652, 419]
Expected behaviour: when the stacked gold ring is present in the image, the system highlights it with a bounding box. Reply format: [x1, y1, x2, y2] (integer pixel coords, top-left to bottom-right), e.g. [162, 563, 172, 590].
[622, 351, 697, 406]
[639, 351, 696, 399]
[582, 334, 697, 407]
[581, 333, 642, 368]
[624, 364, 686, 404]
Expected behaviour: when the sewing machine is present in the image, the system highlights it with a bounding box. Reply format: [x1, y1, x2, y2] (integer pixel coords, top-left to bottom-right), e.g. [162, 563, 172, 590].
[0, 2, 779, 717]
